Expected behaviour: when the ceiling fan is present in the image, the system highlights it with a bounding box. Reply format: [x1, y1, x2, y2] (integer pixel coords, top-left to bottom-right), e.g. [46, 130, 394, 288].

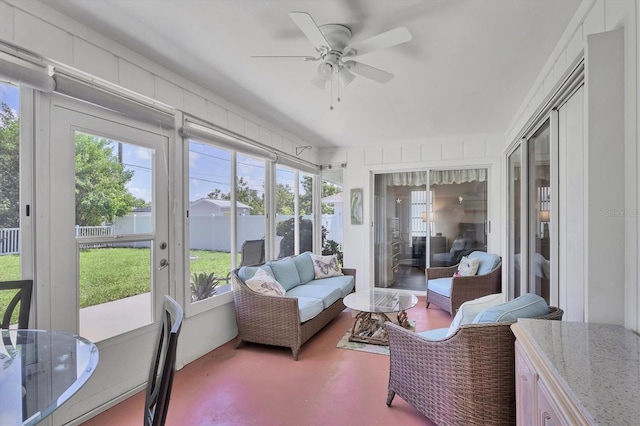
[253, 12, 412, 90]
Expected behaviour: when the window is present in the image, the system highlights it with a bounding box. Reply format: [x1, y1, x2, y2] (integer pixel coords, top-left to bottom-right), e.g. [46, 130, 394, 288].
[0, 83, 20, 281]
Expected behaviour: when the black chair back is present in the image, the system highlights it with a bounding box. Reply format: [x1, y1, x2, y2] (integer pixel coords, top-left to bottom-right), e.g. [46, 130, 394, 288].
[240, 239, 265, 266]
[144, 295, 183, 426]
[0, 280, 33, 329]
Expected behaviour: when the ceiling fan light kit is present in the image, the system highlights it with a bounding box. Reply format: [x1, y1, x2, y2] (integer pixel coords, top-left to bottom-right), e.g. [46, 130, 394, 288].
[254, 12, 412, 109]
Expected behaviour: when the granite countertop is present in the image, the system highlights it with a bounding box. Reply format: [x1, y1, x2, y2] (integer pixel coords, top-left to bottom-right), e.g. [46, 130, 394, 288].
[515, 319, 640, 425]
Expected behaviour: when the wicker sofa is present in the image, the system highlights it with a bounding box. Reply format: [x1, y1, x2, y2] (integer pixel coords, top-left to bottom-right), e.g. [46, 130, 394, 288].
[386, 297, 563, 425]
[231, 252, 355, 360]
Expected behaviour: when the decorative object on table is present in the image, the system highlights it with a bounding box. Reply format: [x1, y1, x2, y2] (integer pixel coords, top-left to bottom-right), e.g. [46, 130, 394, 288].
[336, 322, 416, 356]
[350, 188, 363, 225]
[190, 272, 219, 302]
[343, 290, 418, 346]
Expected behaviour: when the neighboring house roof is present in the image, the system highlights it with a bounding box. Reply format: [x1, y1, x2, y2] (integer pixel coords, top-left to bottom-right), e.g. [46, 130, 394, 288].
[321, 192, 343, 204]
[190, 198, 252, 209]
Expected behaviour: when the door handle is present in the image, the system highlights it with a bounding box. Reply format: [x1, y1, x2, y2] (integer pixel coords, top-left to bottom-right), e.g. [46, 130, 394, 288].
[158, 259, 169, 270]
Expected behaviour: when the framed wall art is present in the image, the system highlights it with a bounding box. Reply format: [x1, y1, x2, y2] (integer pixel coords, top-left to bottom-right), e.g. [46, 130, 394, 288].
[350, 188, 363, 225]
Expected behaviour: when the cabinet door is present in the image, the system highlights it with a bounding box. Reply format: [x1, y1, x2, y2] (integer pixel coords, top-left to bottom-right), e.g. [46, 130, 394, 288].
[537, 379, 569, 426]
[515, 341, 537, 424]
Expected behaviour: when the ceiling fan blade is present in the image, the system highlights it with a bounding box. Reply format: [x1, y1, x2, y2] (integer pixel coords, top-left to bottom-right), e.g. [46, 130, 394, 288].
[289, 12, 330, 51]
[250, 55, 319, 61]
[338, 68, 356, 87]
[344, 61, 394, 83]
[344, 27, 412, 58]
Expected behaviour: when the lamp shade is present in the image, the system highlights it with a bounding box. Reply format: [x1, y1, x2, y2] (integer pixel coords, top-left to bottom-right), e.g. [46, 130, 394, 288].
[539, 210, 550, 223]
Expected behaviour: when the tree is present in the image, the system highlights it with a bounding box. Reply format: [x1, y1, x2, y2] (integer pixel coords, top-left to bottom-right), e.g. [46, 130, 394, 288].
[207, 176, 265, 214]
[75, 133, 146, 225]
[299, 175, 341, 215]
[275, 182, 294, 215]
[0, 103, 19, 228]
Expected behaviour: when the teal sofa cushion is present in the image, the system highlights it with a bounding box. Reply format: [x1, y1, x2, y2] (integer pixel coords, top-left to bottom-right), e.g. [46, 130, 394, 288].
[286, 285, 342, 309]
[307, 275, 354, 298]
[445, 293, 503, 338]
[238, 265, 273, 282]
[468, 251, 501, 275]
[268, 257, 301, 291]
[473, 293, 548, 324]
[427, 277, 453, 297]
[292, 252, 315, 284]
[293, 296, 324, 322]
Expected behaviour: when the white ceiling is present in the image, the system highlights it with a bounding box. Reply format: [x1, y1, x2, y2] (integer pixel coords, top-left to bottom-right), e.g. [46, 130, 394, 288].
[45, 0, 582, 149]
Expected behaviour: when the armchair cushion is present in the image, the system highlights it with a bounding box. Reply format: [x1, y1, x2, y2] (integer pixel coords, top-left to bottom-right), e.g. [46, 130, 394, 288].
[445, 293, 503, 338]
[473, 293, 548, 324]
[468, 251, 501, 275]
[426, 277, 452, 297]
[417, 328, 448, 341]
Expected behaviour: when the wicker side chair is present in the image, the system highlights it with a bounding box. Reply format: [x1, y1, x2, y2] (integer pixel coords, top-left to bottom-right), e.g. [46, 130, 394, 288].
[231, 267, 356, 360]
[386, 306, 563, 425]
[426, 257, 502, 315]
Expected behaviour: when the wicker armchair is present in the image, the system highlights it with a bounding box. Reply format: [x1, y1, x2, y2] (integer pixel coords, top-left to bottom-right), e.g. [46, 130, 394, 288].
[386, 306, 563, 425]
[426, 256, 502, 315]
[231, 267, 356, 360]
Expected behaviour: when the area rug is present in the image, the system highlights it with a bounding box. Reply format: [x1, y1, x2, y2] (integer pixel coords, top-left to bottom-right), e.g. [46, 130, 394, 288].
[336, 322, 415, 356]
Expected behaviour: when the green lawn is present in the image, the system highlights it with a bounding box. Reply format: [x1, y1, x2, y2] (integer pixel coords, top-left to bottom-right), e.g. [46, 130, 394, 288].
[0, 248, 237, 321]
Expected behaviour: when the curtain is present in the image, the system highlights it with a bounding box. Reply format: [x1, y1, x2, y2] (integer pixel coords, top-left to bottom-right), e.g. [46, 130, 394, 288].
[385, 169, 487, 186]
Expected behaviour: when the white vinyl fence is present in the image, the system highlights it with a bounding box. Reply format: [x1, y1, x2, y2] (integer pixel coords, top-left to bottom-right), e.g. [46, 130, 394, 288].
[0, 214, 343, 255]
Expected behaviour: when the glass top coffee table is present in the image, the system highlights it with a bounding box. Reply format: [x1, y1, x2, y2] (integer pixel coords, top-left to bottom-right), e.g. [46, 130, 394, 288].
[343, 289, 418, 346]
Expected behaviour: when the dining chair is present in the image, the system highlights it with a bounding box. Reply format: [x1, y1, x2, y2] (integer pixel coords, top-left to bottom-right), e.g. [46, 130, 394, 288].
[240, 239, 265, 266]
[0, 279, 33, 329]
[144, 295, 183, 426]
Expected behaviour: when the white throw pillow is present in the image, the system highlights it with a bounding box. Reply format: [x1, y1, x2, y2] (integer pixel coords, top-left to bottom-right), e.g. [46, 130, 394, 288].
[453, 256, 480, 277]
[445, 293, 504, 338]
[245, 268, 285, 297]
[311, 254, 343, 279]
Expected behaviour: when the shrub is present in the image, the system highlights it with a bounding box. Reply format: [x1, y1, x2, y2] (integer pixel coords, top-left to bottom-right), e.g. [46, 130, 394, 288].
[190, 272, 219, 302]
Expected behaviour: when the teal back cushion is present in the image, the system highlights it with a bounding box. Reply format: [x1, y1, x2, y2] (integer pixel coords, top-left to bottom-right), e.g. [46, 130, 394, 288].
[268, 257, 302, 291]
[238, 265, 273, 282]
[469, 251, 501, 275]
[292, 252, 315, 284]
[473, 293, 548, 324]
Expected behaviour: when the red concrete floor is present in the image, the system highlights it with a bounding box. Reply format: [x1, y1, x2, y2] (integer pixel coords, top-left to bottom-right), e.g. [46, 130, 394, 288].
[82, 296, 451, 426]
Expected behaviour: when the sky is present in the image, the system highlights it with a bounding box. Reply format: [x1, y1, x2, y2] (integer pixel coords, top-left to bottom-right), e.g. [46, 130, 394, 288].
[0, 81, 300, 205]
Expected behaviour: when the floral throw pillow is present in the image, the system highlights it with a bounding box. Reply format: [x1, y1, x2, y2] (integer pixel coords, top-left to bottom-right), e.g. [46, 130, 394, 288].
[245, 268, 285, 297]
[453, 256, 480, 277]
[311, 254, 343, 279]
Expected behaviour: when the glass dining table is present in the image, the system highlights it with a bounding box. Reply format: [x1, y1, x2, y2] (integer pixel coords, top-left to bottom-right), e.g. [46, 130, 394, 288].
[0, 329, 99, 425]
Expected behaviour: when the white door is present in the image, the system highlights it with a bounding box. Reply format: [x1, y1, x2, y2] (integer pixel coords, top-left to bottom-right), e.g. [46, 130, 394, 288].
[38, 95, 171, 423]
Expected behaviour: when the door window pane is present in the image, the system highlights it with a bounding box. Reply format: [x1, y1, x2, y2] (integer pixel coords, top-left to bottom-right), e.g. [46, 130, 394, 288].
[430, 169, 488, 267]
[528, 120, 551, 303]
[298, 173, 314, 253]
[75, 132, 154, 340]
[188, 141, 234, 303]
[508, 146, 523, 298]
[0, 83, 20, 282]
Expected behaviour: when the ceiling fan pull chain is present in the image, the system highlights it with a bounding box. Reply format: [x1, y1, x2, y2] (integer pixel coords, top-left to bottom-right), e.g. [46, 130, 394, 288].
[330, 77, 334, 110]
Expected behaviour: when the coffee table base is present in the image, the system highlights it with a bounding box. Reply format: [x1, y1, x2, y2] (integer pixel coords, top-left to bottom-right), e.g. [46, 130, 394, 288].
[348, 310, 411, 346]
